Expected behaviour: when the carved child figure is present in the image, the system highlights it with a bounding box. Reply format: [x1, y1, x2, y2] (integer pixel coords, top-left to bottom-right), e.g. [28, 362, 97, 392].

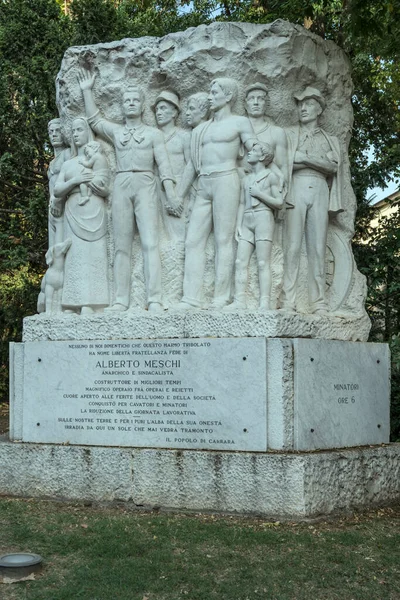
[78, 141, 102, 205]
[227, 143, 284, 311]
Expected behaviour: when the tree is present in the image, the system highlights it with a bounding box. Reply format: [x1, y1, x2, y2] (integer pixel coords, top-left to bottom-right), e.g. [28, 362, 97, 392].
[0, 0, 72, 399]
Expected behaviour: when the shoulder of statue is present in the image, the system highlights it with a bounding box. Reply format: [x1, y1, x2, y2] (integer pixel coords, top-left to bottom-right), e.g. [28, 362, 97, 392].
[256, 168, 272, 183]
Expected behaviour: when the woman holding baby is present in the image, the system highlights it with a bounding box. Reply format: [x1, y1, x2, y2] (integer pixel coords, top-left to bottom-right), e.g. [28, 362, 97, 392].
[53, 117, 110, 314]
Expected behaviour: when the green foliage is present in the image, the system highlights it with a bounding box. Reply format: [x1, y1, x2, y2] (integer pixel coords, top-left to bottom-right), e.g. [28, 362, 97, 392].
[354, 197, 400, 440]
[0, 0, 399, 440]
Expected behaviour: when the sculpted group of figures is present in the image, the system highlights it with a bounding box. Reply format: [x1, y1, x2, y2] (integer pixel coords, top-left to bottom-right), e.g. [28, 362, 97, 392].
[39, 71, 344, 317]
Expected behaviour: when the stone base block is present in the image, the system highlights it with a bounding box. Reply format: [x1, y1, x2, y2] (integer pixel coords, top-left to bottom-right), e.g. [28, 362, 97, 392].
[1, 438, 399, 518]
[23, 310, 371, 343]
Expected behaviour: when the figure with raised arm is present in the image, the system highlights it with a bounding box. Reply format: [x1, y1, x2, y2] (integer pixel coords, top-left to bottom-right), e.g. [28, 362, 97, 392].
[153, 91, 190, 244]
[78, 69, 180, 313]
[281, 87, 344, 315]
[177, 78, 257, 310]
[226, 142, 283, 311]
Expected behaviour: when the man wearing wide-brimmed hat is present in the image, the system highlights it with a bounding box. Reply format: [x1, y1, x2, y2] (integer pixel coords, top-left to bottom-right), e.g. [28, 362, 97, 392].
[153, 91, 190, 244]
[281, 86, 344, 315]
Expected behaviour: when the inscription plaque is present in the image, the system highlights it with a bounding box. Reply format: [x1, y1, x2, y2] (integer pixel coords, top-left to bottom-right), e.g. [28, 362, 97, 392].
[294, 339, 390, 450]
[22, 337, 267, 451]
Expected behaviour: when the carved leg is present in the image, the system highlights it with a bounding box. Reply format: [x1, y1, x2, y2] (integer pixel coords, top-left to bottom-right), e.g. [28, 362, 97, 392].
[108, 175, 134, 310]
[305, 185, 329, 313]
[212, 172, 240, 308]
[181, 194, 213, 307]
[281, 192, 307, 311]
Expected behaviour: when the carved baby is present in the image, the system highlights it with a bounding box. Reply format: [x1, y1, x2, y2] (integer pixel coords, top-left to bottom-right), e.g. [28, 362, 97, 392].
[78, 141, 102, 206]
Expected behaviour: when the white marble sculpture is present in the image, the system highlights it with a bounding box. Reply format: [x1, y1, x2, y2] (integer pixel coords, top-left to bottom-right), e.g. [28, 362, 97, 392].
[43, 238, 72, 314]
[40, 21, 369, 328]
[78, 141, 102, 205]
[244, 83, 289, 188]
[47, 118, 70, 247]
[227, 143, 284, 311]
[153, 91, 190, 244]
[185, 93, 210, 129]
[185, 92, 210, 220]
[177, 78, 257, 309]
[78, 70, 179, 312]
[280, 87, 344, 315]
[53, 117, 111, 314]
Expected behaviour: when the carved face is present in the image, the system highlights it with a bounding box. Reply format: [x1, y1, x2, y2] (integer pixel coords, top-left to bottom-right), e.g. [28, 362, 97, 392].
[186, 99, 204, 128]
[298, 97, 323, 124]
[208, 82, 229, 111]
[122, 91, 143, 118]
[72, 120, 89, 148]
[48, 123, 63, 147]
[247, 144, 263, 165]
[245, 90, 267, 118]
[155, 101, 177, 126]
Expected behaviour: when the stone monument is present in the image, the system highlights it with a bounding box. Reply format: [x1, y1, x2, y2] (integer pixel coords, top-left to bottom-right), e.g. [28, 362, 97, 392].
[6, 21, 399, 518]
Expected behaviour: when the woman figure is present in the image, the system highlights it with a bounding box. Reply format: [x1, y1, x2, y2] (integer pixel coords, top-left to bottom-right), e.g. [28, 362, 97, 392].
[53, 117, 110, 314]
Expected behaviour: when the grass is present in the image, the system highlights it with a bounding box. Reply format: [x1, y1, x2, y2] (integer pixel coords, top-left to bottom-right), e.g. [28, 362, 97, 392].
[0, 498, 399, 599]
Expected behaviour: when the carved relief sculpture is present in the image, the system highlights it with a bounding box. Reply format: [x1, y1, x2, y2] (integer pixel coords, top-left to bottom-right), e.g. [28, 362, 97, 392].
[281, 87, 344, 315]
[177, 78, 257, 310]
[244, 83, 289, 189]
[47, 118, 70, 247]
[53, 117, 110, 315]
[153, 91, 190, 244]
[78, 70, 180, 312]
[41, 21, 369, 331]
[227, 143, 284, 311]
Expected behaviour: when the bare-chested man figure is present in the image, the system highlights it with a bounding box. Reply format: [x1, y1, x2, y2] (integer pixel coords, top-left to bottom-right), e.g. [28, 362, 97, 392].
[177, 78, 257, 310]
[153, 91, 190, 243]
[78, 69, 180, 312]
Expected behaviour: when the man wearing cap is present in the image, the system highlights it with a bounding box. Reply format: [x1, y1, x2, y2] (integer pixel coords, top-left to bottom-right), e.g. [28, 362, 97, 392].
[176, 78, 257, 310]
[244, 82, 289, 186]
[153, 90, 190, 243]
[78, 69, 180, 313]
[281, 87, 344, 315]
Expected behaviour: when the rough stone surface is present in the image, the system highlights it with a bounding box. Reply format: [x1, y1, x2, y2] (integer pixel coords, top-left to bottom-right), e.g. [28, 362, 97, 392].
[23, 310, 371, 343]
[1, 437, 399, 517]
[266, 338, 294, 450]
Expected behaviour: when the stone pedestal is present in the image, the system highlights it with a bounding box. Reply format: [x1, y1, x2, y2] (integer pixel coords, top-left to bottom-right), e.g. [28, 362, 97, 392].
[1, 437, 399, 518]
[10, 314, 390, 453]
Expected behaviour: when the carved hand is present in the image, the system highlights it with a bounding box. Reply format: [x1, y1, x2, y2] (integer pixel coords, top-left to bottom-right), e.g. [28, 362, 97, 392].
[166, 200, 183, 218]
[49, 196, 63, 218]
[77, 68, 96, 91]
[249, 183, 262, 200]
[235, 226, 242, 243]
[75, 172, 94, 185]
